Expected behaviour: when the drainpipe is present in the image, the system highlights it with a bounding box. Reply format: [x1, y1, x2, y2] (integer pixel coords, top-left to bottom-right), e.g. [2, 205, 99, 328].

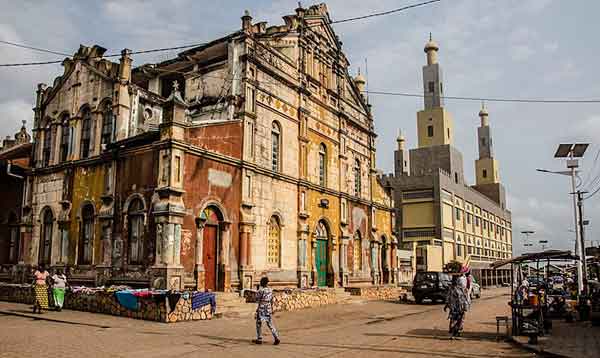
[6, 161, 24, 179]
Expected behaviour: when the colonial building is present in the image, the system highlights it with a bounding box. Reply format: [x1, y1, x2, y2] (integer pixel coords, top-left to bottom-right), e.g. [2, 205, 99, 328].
[0, 122, 32, 280]
[383, 37, 512, 286]
[1, 4, 397, 291]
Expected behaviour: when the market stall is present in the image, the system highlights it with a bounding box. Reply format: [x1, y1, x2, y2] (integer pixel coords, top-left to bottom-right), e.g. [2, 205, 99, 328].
[491, 250, 579, 341]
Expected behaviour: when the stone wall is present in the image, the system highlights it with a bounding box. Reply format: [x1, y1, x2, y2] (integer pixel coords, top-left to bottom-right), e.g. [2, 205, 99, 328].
[0, 283, 213, 323]
[345, 286, 400, 300]
[245, 288, 338, 313]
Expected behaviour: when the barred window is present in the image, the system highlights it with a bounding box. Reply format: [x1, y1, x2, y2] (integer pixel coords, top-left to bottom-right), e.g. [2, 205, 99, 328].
[42, 128, 52, 166]
[60, 115, 70, 162]
[78, 204, 94, 265]
[80, 108, 92, 158]
[267, 216, 281, 267]
[128, 199, 145, 264]
[101, 102, 113, 147]
[271, 122, 281, 172]
[319, 143, 327, 186]
[354, 159, 361, 197]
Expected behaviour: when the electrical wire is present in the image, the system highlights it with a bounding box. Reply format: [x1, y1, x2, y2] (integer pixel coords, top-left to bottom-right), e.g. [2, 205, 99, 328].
[580, 148, 600, 188]
[0, 42, 208, 67]
[365, 90, 600, 104]
[0, 39, 71, 56]
[329, 0, 442, 25]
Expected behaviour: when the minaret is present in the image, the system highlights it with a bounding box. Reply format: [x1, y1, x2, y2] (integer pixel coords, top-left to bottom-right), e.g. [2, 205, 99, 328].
[417, 34, 454, 148]
[475, 103, 500, 185]
[394, 129, 410, 177]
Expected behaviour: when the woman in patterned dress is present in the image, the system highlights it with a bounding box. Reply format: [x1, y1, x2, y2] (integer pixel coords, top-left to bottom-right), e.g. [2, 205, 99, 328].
[32, 265, 50, 314]
[444, 274, 469, 338]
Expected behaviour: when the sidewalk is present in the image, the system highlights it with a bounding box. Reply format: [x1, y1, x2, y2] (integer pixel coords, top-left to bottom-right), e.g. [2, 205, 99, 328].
[511, 320, 600, 358]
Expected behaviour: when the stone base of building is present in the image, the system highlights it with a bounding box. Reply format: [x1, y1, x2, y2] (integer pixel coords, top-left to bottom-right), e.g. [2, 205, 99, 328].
[244, 287, 338, 313]
[345, 286, 403, 300]
[0, 283, 214, 323]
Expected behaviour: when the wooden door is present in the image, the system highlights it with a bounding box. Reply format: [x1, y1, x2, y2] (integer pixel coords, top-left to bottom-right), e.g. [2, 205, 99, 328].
[316, 239, 328, 287]
[203, 225, 218, 291]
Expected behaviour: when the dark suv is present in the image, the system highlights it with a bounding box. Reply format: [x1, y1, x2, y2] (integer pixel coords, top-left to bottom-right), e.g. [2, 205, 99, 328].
[412, 271, 452, 304]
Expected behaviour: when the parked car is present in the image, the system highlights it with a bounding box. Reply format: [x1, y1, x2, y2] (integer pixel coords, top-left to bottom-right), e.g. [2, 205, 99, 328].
[470, 281, 481, 299]
[412, 272, 452, 304]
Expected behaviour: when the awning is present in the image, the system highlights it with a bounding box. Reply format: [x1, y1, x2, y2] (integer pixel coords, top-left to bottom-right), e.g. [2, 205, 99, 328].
[490, 250, 578, 269]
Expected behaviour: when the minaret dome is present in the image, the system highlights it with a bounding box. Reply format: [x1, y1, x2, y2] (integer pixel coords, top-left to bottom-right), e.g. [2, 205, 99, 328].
[479, 103, 489, 126]
[424, 33, 439, 65]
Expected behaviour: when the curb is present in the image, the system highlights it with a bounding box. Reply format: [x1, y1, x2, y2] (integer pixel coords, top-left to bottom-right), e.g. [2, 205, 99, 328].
[0, 309, 112, 328]
[507, 336, 571, 358]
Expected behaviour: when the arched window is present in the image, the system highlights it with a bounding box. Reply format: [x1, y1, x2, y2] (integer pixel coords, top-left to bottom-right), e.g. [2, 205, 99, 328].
[354, 159, 361, 197]
[267, 216, 281, 267]
[271, 122, 281, 172]
[60, 115, 70, 162]
[128, 198, 145, 264]
[80, 108, 92, 158]
[78, 204, 94, 265]
[353, 231, 362, 272]
[101, 102, 113, 147]
[39, 209, 53, 265]
[42, 126, 53, 167]
[8, 212, 20, 263]
[319, 143, 327, 186]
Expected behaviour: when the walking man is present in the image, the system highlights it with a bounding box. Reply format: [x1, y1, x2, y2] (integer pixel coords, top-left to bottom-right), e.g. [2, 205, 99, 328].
[252, 277, 280, 345]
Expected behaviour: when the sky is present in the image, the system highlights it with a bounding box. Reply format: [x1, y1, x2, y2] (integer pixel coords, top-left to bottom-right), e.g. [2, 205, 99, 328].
[1, 0, 600, 255]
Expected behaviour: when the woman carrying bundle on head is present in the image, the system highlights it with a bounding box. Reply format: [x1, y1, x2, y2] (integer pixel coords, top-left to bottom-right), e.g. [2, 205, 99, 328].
[444, 274, 469, 338]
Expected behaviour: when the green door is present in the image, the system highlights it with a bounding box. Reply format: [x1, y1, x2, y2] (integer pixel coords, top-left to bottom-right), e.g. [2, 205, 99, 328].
[316, 239, 328, 287]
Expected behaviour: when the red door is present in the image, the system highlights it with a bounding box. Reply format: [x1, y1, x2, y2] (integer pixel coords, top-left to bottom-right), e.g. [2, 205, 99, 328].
[203, 225, 218, 291]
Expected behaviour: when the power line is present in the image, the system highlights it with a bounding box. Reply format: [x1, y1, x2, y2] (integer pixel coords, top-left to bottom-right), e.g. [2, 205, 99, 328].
[330, 0, 442, 25]
[365, 90, 600, 104]
[0, 42, 208, 67]
[581, 148, 600, 189]
[0, 60, 63, 67]
[0, 39, 71, 57]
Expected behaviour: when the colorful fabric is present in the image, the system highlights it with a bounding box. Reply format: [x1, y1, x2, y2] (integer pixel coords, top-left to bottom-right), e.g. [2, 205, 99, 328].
[132, 289, 152, 298]
[53, 288, 65, 308]
[115, 291, 139, 311]
[445, 284, 468, 336]
[34, 270, 49, 285]
[191, 292, 216, 312]
[52, 274, 67, 289]
[34, 284, 49, 310]
[167, 292, 182, 314]
[256, 287, 274, 318]
[256, 315, 279, 341]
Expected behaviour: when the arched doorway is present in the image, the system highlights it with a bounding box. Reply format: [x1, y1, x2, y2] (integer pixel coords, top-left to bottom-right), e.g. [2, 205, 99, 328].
[315, 221, 329, 287]
[201, 206, 223, 291]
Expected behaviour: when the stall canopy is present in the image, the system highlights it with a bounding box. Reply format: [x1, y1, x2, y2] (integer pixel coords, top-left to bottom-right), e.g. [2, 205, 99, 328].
[490, 250, 579, 269]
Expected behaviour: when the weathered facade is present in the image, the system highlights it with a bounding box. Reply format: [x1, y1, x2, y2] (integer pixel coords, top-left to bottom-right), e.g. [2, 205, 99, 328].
[383, 37, 512, 286]
[0, 122, 32, 279]
[2, 4, 396, 291]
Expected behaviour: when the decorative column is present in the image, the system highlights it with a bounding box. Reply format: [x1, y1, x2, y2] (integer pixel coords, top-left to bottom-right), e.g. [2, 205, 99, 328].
[219, 221, 232, 292]
[330, 234, 339, 288]
[239, 221, 255, 289]
[194, 218, 206, 290]
[311, 232, 318, 287]
[390, 237, 398, 285]
[339, 231, 350, 287]
[294, 224, 308, 288]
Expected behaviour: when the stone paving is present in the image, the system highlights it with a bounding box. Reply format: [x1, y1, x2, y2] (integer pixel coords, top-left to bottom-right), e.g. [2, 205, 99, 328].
[0, 288, 536, 358]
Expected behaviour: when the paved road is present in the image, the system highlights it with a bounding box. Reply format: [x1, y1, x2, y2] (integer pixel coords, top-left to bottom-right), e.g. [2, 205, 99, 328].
[0, 288, 535, 358]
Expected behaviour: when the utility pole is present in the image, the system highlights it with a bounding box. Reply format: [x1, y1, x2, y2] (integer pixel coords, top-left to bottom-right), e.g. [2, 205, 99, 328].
[576, 190, 588, 294]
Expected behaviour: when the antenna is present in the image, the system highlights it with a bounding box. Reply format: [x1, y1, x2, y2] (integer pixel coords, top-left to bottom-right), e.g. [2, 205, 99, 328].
[365, 58, 369, 105]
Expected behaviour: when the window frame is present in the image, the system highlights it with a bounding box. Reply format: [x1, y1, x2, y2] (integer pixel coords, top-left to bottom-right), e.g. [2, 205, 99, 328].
[127, 199, 145, 265]
[78, 204, 95, 265]
[271, 122, 281, 172]
[101, 103, 113, 147]
[80, 108, 92, 159]
[319, 143, 327, 187]
[267, 216, 281, 268]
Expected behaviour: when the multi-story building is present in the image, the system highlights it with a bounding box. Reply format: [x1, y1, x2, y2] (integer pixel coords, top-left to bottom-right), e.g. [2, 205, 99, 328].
[383, 37, 512, 286]
[0, 4, 397, 291]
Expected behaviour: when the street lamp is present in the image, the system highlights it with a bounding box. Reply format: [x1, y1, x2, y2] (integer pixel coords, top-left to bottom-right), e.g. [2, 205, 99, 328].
[539, 240, 549, 251]
[537, 142, 589, 295]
